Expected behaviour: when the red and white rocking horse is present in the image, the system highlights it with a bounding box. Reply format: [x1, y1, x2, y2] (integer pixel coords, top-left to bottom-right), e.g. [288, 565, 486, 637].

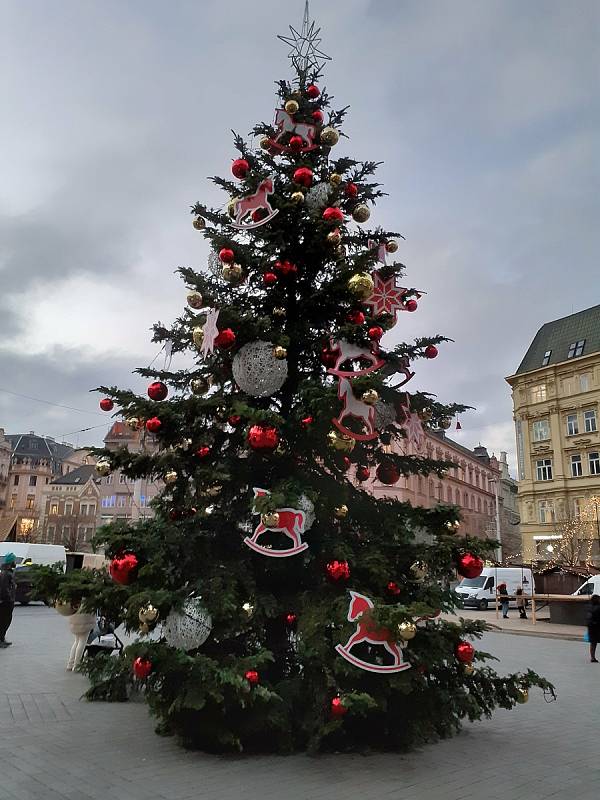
[332, 377, 378, 442]
[266, 108, 317, 153]
[335, 592, 411, 673]
[243, 488, 309, 558]
[326, 338, 385, 378]
[231, 178, 279, 230]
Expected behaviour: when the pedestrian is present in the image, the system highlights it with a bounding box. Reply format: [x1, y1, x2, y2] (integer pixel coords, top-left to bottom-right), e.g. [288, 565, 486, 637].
[0, 552, 17, 648]
[516, 587, 527, 619]
[66, 605, 97, 671]
[498, 582, 509, 618]
[587, 594, 600, 664]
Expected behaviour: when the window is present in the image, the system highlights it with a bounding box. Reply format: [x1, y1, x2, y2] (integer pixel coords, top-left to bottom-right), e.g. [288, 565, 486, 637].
[568, 340, 585, 359]
[9, 495, 16, 510]
[119, 474, 127, 484]
[81, 503, 88, 515]
[580, 374, 590, 392]
[463, 491, 468, 507]
[530, 384, 547, 403]
[89, 504, 96, 516]
[47, 525, 55, 540]
[589, 452, 600, 476]
[62, 525, 70, 537]
[105, 474, 113, 485]
[101, 495, 116, 508]
[538, 500, 555, 523]
[477, 497, 482, 512]
[26, 495, 35, 510]
[50, 503, 58, 515]
[573, 497, 584, 518]
[475, 473, 480, 488]
[13, 475, 19, 486]
[571, 454, 583, 477]
[116, 494, 128, 508]
[566, 414, 579, 436]
[584, 410, 597, 432]
[29, 475, 37, 487]
[536, 459, 553, 481]
[542, 350, 552, 366]
[562, 378, 573, 396]
[532, 420, 550, 441]
[65, 502, 73, 515]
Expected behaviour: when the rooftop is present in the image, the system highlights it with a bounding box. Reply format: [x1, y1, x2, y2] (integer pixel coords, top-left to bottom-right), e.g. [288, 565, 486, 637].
[514, 304, 600, 376]
[6, 433, 75, 462]
[50, 464, 99, 486]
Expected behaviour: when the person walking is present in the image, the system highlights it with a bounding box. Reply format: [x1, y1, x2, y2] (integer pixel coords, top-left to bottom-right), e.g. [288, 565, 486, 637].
[0, 553, 17, 647]
[66, 606, 97, 671]
[498, 582, 510, 619]
[587, 594, 600, 663]
[516, 587, 527, 620]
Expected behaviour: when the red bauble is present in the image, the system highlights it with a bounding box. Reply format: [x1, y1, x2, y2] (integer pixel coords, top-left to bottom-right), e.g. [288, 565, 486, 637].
[356, 465, 371, 482]
[376, 463, 400, 485]
[245, 669, 259, 686]
[219, 247, 235, 264]
[284, 612, 298, 627]
[169, 508, 182, 521]
[341, 456, 352, 472]
[345, 182, 359, 198]
[145, 417, 162, 433]
[252, 208, 267, 222]
[330, 697, 347, 718]
[347, 310, 365, 325]
[312, 109, 324, 123]
[456, 553, 484, 579]
[231, 158, 249, 179]
[196, 445, 211, 459]
[263, 271, 278, 286]
[109, 553, 138, 585]
[301, 415, 314, 428]
[323, 207, 344, 223]
[228, 415, 242, 426]
[289, 135, 304, 152]
[368, 326, 384, 341]
[306, 83, 320, 99]
[293, 167, 313, 187]
[456, 641, 475, 664]
[424, 345, 438, 359]
[386, 581, 402, 596]
[147, 381, 168, 401]
[320, 344, 340, 367]
[405, 299, 418, 312]
[214, 328, 236, 349]
[247, 424, 279, 452]
[132, 657, 152, 679]
[275, 259, 298, 277]
[99, 398, 114, 412]
[325, 560, 350, 582]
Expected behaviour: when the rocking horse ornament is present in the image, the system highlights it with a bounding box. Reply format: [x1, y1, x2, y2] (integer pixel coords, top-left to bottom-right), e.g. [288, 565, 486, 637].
[326, 338, 385, 378]
[335, 592, 411, 673]
[243, 488, 309, 558]
[230, 177, 279, 230]
[265, 107, 318, 153]
[332, 377, 378, 442]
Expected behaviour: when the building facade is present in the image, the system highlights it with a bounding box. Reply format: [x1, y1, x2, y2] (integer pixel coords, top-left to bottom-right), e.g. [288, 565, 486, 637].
[0, 430, 11, 516]
[497, 451, 521, 560]
[506, 305, 600, 563]
[39, 465, 101, 551]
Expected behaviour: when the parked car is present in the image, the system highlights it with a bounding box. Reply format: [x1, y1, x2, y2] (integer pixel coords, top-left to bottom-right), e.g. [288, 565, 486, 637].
[455, 567, 534, 610]
[572, 575, 600, 596]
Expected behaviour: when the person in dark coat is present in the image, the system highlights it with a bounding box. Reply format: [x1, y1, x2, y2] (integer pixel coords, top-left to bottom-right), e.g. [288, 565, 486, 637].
[587, 594, 600, 663]
[0, 553, 17, 647]
[498, 582, 509, 619]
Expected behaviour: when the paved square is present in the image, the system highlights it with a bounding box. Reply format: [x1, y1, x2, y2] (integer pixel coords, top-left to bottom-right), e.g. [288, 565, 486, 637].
[0, 606, 598, 800]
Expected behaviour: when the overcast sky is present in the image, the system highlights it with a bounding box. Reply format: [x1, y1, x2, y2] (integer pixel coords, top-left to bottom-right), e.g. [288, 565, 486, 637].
[1, 0, 598, 470]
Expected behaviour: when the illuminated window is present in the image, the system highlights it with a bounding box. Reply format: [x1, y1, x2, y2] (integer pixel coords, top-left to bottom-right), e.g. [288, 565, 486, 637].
[50, 503, 58, 515]
[10, 495, 16, 510]
[530, 384, 547, 403]
[19, 518, 35, 537]
[26, 495, 35, 510]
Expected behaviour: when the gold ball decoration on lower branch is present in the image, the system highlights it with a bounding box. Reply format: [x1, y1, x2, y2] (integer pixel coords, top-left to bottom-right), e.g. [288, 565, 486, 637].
[361, 389, 379, 406]
[227, 199, 238, 218]
[164, 470, 178, 485]
[397, 621, 417, 641]
[327, 228, 342, 246]
[272, 346, 287, 360]
[320, 126, 340, 146]
[515, 687, 529, 704]
[327, 429, 356, 453]
[259, 137, 271, 151]
[95, 459, 111, 477]
[334, 505, 349, 519]
[418, 407, 433, 422]
[222, 263, 243, 283]
[291, 191, 305, 204]
[261, 511, 280, 528]
[284, 99, 299, 114]
[410, 561, 428, 580]
[438, 417, 452, 430]
[463, 663, 475, 676]
[192, 216, 206, 230]
[348, 272, 375, 301]
[190, 377, 210, 395]
[192, 327, 204, 348]
[385, 240, 399, 253]
[272, 306, 286, 318]
[329, 172, 343, 186]
[138, 604, 159, 625]
[126, 417, 140, 431]
[352, 203, 371, 223]
[242, 602, 255, 618]
[186, 290, 204, 309]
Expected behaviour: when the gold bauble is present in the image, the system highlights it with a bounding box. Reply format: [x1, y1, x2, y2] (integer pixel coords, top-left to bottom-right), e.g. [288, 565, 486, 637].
[352, 204, 371, 223]
[95, 459, 111, 477]
[242, 601, 255, 618]
[164, 470, 178, 485]
[275, 442, 287, 455]
[516, 688, 529, 704]
[320, 126, 340, 146]
[329, 173, 343, 186]
[334, 504, 349, 519]
[186, 290, 203, 309]
[261, 511, 280, 528]
[139, 622, 150, 634]
[222, 263, 243, 282]
[336, 244, 347, 259]
[411, 561, 428, 580]
[348, 272, 374, 300]
[284, 99, 299, 114]
[272, 307, 286, 318]
[418, 408, 433, 422]
[397, 621, 417, 641]
[273, 346, 287, 360]
[191, 377, 210, 395]
[192, 216, 206, 230]
[192, 327, 204, 348]
[259, 137, 271, 151]
[464, 663, 475, 676]
[327, 229, 342, 246]
[126, 417, 140, 430]
[227, 199, 237, 218]
[327, 430, 356, 453]
[439, 417, 452, 430]
[291, 191, 305, 204]
[385, 240, 399, 254]
[361, 389, 379, 406]
[138, 604, 159, 624]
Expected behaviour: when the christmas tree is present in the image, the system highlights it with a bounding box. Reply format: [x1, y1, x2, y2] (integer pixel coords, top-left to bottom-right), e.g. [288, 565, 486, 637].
[42, 4, 551, 753]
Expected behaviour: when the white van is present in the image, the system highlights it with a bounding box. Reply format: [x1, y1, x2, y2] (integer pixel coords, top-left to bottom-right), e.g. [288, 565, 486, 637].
[0, 542, 66, 569]
[455, 567, 534, 610]
[572, 576, 600, 596]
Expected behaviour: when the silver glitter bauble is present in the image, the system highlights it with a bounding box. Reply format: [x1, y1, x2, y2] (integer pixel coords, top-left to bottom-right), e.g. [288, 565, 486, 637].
[232, 340, 288, 398]
[163, 598, 212, 651]
[207, 249, 222, 278]
[305, 182, 332, 214]
[374, 401, 397, 429]
[297, 494, 315, 531]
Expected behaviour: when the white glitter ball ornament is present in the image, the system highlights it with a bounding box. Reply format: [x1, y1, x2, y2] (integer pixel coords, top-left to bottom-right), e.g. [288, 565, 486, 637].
[163, 598, 212, 651]
[297, 494, 316, 531]
[305, 182, 332, 214]
[375, 400, 398, 429]
[232, 340, 288, 397]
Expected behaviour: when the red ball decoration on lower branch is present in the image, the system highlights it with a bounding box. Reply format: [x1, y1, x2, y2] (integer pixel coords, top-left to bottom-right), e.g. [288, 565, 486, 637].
[320, 344, 339, 368]
[110, 553, 139, 585]
[455, 641, 475, 664]
[247, 424, 280, 452]
[323, 206, 344, 224]
[356, 465, 371, 482]
[325, 560, 350, 582]
[312, 109, 324, 123]
[293, 167, 313, 187]
[214, 328, 236, 349]
[386, 581, 402, 596]
[147, 381, 168, 401]
[99, 398, 114, 411]
[306, 83, 320, 99]
[289, 135, 304, 152]
[132, 657, 152, 679]
[404, 299, 418, 312]
[195, 445, 211, 459]
[368, 326, 384, 342]
[245, 669, 260, 686]
[424, 345, 438, 359]
[346, 309, 365, 325]
[456, 552, 484, 579]
[145, 417, 161, 433]
[376, 462, 400, 485]
[263, 271, 278, 286]
[219, 247, 235, 264]
[231, 158, 249, 179]
[330, 696, 347, 718]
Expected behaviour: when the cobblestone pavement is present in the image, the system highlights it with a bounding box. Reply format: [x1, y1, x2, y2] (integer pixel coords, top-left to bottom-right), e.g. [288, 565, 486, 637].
[0, 605, 598, 800]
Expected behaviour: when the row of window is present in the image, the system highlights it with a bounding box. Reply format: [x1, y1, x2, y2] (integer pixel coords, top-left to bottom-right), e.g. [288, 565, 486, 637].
[47, 525, 95, 541]
[49, 502, 97, 516]
[530, 373, 592, 403]
[536, 453, 600, 481]
[104, 474, 129, 485]
[540, 340, 587, 367]
[537, 497, 600, 524]
[100, 494, 149, 509]
[532, 409, 597, 442]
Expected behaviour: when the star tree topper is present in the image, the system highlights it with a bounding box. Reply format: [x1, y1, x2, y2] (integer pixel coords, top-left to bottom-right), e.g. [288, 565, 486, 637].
[278, 1, 331, 77]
